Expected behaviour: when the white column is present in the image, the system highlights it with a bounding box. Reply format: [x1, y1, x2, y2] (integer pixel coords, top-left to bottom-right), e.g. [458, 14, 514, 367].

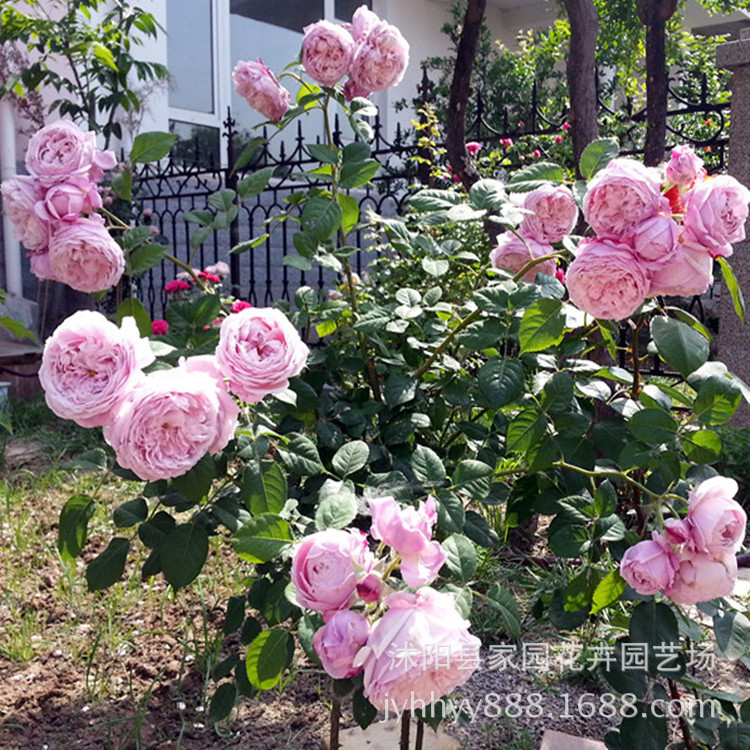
[0, 98, 23, 298]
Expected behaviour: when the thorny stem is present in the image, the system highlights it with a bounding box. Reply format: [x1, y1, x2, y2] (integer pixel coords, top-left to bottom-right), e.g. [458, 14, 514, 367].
[668, 678, 695, 749]
[329, 695, 341, 750]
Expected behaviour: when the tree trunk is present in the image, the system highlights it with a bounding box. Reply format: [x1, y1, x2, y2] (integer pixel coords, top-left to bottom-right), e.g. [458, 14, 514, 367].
[560, 0, 599, 176]
[446, 0, 486, 191]
[636, 0, 679, 166]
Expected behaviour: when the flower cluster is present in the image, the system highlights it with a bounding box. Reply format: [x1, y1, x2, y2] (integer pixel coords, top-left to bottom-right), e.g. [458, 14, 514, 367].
[39, 306, 308, 481]
[620, 476, 746, 605]
[233, 6, 409, 122]
[567, 149, 750, 320]
[291, 496, 480, 710]
[1, 120, 121, 293]
[490, 184, 578, 281]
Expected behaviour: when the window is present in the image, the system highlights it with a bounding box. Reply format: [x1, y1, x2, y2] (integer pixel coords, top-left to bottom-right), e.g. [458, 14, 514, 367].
[229, 0, 324, 34]
[169, 121, 221, 168]
[334, 0, 371, 22]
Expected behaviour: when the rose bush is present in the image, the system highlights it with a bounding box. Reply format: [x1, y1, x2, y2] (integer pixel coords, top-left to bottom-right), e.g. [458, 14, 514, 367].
[4, 12, 750, 748]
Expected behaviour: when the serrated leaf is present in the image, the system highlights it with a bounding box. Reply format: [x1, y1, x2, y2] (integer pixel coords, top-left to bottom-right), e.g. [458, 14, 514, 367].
[507, 162, 565, 191]
[411, 445, 445, 485]
[315, 480, 357, 529]
[209, 682, 237, 723]
[591, 570, 627, 614]
[331, 441, 369, 477]
[579, 138, 619, 180]
[519, 298, 565, 353]
[718, 258, 745, 324]
[238, 166, 275, 198]
[232, 514, 292, 563]
[245, 629, 292, 690]
[301, 197, 343, 241]
[58, 494, 96, 562]
[486, 584, 522, 637]
[242, 460, 287, 515]
[160, 524, 209, 589]
[442, 534, 477, 581]
[650, 316, 709, 378]
[86, 537, 129, 591]
[276, 434, 324, 476]
[113, 498, 148, 528]
[130, 131, 177, 163]
[478, 358, 525, 408]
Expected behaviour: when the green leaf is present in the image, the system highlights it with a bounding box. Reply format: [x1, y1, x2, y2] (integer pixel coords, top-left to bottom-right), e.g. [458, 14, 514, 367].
[277, 434, 325, 476]
[232, 514, 292, 563]
[506, 409, 546, 453]
[138, 510, 175, 549]
[111, 167, 133, 202]
[681, 429, 722, 463]
[434, 490, 466, 533]
[301, 197, 343, 241]
[307, 143, 339, 164]
[113, 498, 147, 528]
[383, 375, 418, 407]
[0, 315, 35, 343]
[223, 595, 246, 634]
[353, 688, 378, 730]
[411, 445, 446, 485]
[130, 131, 178, 163]
[160, 524, 209, 589]
[331, 441, 369, 477]
[718, 722, 750, 750]
[242, 460, 287, 515]
[63, 448, 109, 471]
[209, 681, 237, 723]
[233, 136, 266, 172]
[116, 299, 152, 338]
[245, 629, 292, 690]
[337, 193, 359, 234]
[694, 375, 742, 425]
[208, 189, 237, 212]
[548, 520, 590, 557]
[442, 534, 477, 581]
[714, 611, 750, 660]
[170, 454, 215, 504]
[58, 494, 96, 562]
[469, 179, 506, 211]
[463, 510, 498, 548]
[478, 358, 525, 409]
[421, 257, 450, 277]
[340, 159, 379, 189]
[629, 601, 679, 650]
[519, 299, 565, 353]
[508, 162, 565, 191]
[650, 316, 709, 378]
[92, 41, 117, 69]
[128, 243, 168, 277]
[718, 258, 745, 324]
[579, 137, 619, 180]
[591, 570, 627, 614]
[315, 480, 357, 530]
[86, 537, 130, 591]
[183, 209, 214, 226]
[238, 166, 275, 198]
[628, 408, 677, 445]
[486, 584, 522, 637]
[453, 460, 493, 500]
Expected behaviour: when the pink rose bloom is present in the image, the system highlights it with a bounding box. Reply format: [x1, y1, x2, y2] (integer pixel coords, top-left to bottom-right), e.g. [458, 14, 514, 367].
[198, 271, 221, 284]
[500, 138, 513, 148]
[350, 21, 409, 93]
[313, 610, 370, 679]
[152, 319, 169, 336]
[26, 120, 97, 184]
[356, 573, 382, 603]
[555, 267, 566, 285]
[664, 518, 696, 550]
[291, 529, 375, 617]
[566, 238, 649, 320]
[205, 261, 230, 279]
[29, 251, 57, 281]
[465, 141, 482, 157]
[562, 122, 571, 131]
[104, 362, 238, 481]
[88, 149, 117, 183]
[400, 541, 448, 588]
[369, 495, 437, 556]
[1, 176, 49, 251]
[519, 184, 579, 244]
[647, 230, 713, 297]
[230, 300, 253, 313]
[343, 78, 371, 102]
[350, 5, 380, 42]
[683, 175, 750, 257]
[233, 59, 291, 122]
[687, 476, 747, 556]
[489, 233, 556, 282]
[36, 175, 102, 222]
[632, 214, 679, 268]
[555, 135, 563, 144]
[353, 588, 481, 711]
[48, 216, 125, 293]
[665, 145, 704, 187]
[532, 149, 541, 159]
[664, 550, 737, 606]
[583, 158, 665, 240]
[165, 279, 191, 294]
[39, 311, 154, 429]
[302, 20, 354, 87]
[215, 307, 309, 403]
[620, 534, 679, 596]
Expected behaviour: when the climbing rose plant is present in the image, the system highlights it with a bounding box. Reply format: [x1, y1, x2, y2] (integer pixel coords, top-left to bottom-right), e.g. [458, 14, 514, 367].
[4, 6, 750, 747]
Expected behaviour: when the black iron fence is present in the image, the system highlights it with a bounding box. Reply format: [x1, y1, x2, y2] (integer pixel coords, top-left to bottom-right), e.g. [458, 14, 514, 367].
[132, 70, 731, 320]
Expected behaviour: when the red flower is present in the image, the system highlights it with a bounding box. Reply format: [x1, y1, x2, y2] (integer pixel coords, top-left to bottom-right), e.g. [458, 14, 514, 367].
[231, 300, 253, 313]
[562, 122, 571, 131]
[198, 271, 222, 283]
[151, 319, 168, 336]
[532, 149, 541, 158]
[165, 279, 191, 294]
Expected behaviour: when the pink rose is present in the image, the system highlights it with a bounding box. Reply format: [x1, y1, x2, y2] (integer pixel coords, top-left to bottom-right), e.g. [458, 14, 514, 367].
[29, 251, 57, 281]
[356, 573, 382, 603]
[36, 175, 102, 222]
[465, 141, 482, 157]
[39, 311, 154, 429]
[302, 21, 354, 87]
[350, 5, 380, 42]
[400, 541, 448, 588]
[343, 78, 372, 102]
[664, 550, 737, 605]
[48, 216, 125, 293]
[1, 176, 49, 251]
[620, 534, 679, 596]
[353, 588, 481, 711]
[647, 230, 713, 297]
[664, 518, 696, 549]
[665, 145, 704, 186]
[165, 279, 191, 294]
[204, 261, 230, 279]
[104, 361, 238, 481]
[632, 214, 679, 268]
[89, 149, 117, 183]
[215, 307, 309, 403]
[313, 610, 370, 679]
[519, 184, 579, 244]
[369, 495, 436, 556]
[489, 233, 556, 282]
[583, 158, 666, 240]
[25, 120, 101, 185]
[687, 476, 747, 556]
[566, 238, 649, 320]
[152, 319, 169, 336]
[233, 59, 291, 122]
[291, 529, 375, 617]
[350, 21, 409, 93]
[230, 300, 253, 313]
[683, 175, 750, 256]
